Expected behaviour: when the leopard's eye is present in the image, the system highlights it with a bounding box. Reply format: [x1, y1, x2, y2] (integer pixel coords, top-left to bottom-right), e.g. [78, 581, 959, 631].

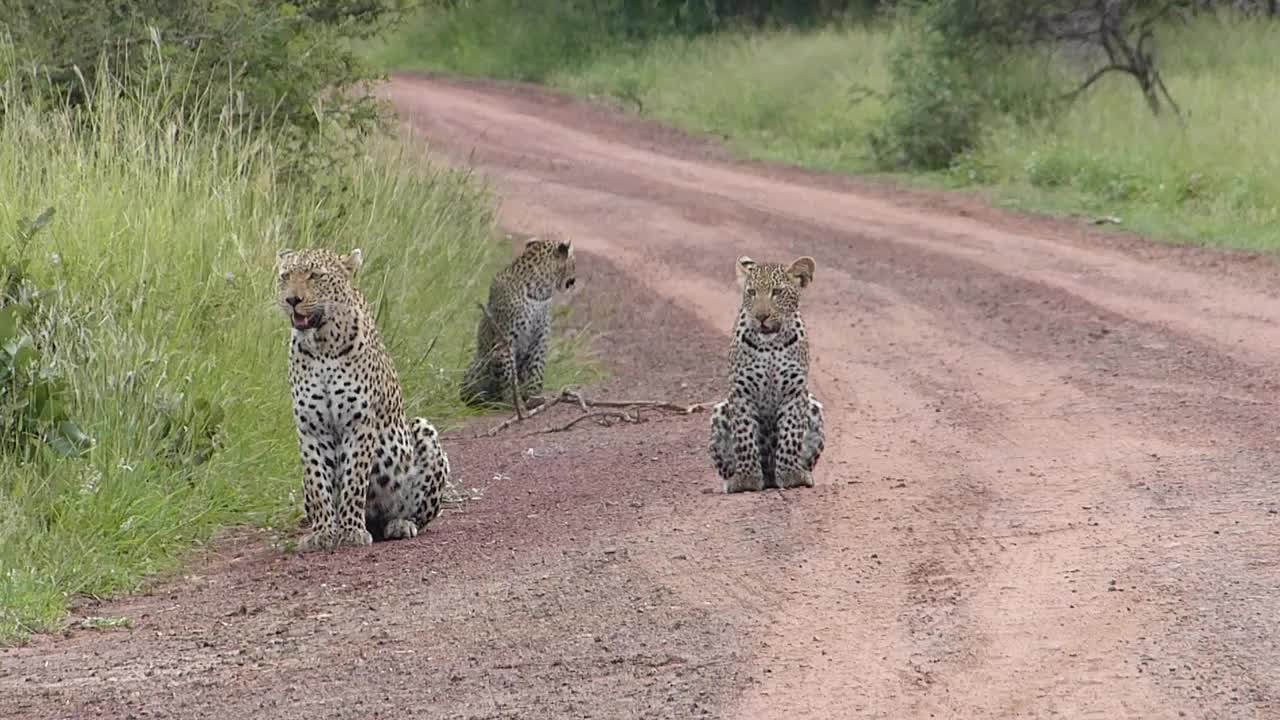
[771, 287, 782, 297]
[746, 287, 756, 297]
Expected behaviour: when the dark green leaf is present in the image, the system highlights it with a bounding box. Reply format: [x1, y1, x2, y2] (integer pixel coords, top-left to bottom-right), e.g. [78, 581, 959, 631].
[29, 207, 56, 235]
[11, 337, 38, 373]
[46, 420, 92, 458]
[0, 306, 21, 344]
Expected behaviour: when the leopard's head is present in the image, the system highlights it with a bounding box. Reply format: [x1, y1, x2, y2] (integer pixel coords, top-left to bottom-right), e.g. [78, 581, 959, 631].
[275, 247, 365, 333]
[519, 236, 577, 293]
[734, 255, 815, 335]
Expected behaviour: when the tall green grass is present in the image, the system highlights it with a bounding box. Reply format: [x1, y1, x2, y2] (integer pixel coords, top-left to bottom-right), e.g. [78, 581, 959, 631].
[374, 10, 1280, 250]
[0, 59, 595, 643]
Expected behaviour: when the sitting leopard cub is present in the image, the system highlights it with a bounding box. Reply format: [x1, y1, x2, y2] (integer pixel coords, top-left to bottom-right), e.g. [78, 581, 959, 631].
[461, 235, 577, 417]
[710, 255, 825, 493]
[276, 247, 451, 552]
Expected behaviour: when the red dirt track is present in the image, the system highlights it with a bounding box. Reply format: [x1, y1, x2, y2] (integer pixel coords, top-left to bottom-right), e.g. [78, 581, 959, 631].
[3, 73, 1280, 719]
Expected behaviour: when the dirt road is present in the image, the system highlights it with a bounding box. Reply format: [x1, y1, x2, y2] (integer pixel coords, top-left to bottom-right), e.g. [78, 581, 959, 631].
[5, 73, 1280, 719]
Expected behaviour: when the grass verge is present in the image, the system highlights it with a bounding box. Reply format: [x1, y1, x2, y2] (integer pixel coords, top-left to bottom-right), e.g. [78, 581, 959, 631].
[372, 9, 1280, 251]
[0, 61, 597, 644]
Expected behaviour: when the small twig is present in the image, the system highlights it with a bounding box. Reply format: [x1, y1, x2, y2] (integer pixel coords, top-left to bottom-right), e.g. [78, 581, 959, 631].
[553, 388, 711, 416]
[481, 394, 563, 437]
[1060, 62, 1127, 104]
[574, 397, 709, 414]
[450, 387, 711, 440]
[543, 411, 637, 433]
[558, 388, 709, 414]
[564, 388, 591, 413]
[511, 381, 525, 420]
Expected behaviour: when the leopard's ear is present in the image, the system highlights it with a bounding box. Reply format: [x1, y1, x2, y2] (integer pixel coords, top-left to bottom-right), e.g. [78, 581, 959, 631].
[555, 239, 572, 258]
[787, 256, 815, 289]
[275, 249, 295, 272]
[735, 255, 756, 290]
[341, 248, 364, 277]
[522, 236, 545, 252]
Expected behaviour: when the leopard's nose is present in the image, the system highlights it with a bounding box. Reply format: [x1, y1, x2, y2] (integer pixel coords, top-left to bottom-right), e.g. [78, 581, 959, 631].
[286, 295, 302, 308]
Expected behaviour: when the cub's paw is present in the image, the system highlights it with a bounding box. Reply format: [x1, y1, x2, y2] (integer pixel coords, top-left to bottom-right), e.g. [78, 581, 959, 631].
[723, 471, 766, 494]
[777, 468, 815, 489]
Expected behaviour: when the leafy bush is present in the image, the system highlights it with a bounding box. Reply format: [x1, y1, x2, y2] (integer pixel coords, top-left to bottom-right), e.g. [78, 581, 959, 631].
[870, 19, 982, 170]
[1, 0, 414, 178]
[871, 0, 1066, 170]
[0, 207, 93, 461]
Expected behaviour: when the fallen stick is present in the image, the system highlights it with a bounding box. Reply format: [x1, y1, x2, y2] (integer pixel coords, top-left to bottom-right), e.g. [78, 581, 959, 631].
[448, 387, 710, 441]
[481, 394, 563, 437]
[542, 410, 637, 434]
[558, 388, 708, 415]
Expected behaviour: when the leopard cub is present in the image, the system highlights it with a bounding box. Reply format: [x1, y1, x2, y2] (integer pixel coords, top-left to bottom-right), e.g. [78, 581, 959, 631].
[709, 255, 825, 493]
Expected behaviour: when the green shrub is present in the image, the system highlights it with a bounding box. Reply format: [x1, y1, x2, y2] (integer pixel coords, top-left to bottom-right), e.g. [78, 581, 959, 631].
[872, 0, 1064, 171]
[871, 21, 982, 170]
[0, 208, 93, 461]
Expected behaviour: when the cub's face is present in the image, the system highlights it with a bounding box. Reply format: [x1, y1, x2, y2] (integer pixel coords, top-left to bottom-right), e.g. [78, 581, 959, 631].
[735, 255, 816, 335]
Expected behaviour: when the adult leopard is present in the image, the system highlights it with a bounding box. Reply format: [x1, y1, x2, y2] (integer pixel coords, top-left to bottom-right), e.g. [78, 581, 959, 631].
[276, 247, 450, 552]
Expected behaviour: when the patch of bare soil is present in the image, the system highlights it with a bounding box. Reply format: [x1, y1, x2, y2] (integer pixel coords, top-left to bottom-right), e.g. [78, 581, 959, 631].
[3, 73, 1279, 719]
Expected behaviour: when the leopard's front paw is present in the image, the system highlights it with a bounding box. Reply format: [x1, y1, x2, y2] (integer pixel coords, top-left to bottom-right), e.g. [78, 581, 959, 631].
[334, 527, 374, 548]
[299, 530, 336, 553]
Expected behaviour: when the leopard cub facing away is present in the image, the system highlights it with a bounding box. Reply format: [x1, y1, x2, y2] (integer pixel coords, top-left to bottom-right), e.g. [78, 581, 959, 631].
[709, 255, 825, 493]
[461, 235, 577, 417]
[277, 247, 450, 552]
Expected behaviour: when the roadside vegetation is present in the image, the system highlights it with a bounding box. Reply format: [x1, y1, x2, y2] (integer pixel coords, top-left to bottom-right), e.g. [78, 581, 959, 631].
[0, 1, 595, 643]
[369, 0, 1280, 251]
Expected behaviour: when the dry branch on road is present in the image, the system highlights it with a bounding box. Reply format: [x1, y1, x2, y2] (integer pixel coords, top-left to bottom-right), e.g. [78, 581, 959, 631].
[448, 388, 711, 441]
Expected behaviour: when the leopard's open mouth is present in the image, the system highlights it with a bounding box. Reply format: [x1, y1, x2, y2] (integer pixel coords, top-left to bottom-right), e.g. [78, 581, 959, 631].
[292, 311, 323, 330]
